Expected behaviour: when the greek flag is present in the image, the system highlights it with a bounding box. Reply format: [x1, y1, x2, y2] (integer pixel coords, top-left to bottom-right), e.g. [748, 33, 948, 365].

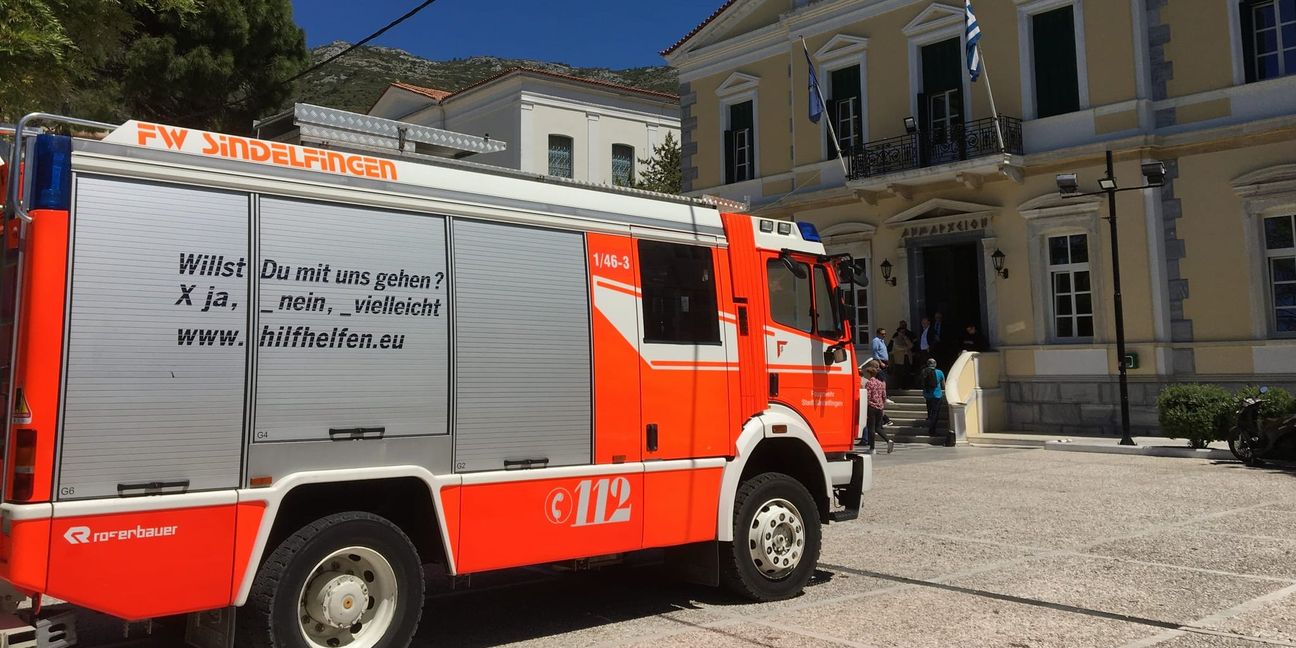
[804, 41, 824, 123]
[965, 0, 983, 82]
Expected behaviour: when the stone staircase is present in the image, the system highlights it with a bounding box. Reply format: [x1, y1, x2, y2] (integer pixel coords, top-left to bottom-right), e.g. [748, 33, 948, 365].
[879, 389, 949, 445]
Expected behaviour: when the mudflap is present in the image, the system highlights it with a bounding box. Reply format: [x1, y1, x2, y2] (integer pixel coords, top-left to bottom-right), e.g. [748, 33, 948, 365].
[829, 453, 865, 522]
[0, 609, 77, 648]
[184, 608, 234, 648]
[664, 541, 720, 588]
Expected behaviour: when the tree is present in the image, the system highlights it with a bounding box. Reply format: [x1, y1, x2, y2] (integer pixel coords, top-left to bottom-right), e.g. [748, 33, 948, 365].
[0, 0, 197, 122]
[1, 0, 307, 134]
[121, 0, 309, 132]
[635, 131, 682, 194]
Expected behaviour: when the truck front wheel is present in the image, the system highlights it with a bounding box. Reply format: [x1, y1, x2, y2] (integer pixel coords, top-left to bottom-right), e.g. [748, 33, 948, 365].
[720, 472, 822, 601]
[237, 511, 424, 648]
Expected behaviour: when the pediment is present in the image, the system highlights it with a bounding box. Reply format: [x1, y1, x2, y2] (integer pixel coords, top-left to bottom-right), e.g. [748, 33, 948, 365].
[1232, 164, 1296, 198]
[673, 0, 778, 55]
[902, 3, 965, 37]
[885, 198, 997, 225]
[814, 34, 870, 61]
[715, 71, 761, 97]
[1017, 192, 1103, 219]
[820, 221, 878, 238]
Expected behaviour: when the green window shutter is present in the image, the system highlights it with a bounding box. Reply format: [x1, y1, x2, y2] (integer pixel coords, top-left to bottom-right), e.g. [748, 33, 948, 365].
[1032, 6, 1081, 118]
[1241, 1, 1257, 83]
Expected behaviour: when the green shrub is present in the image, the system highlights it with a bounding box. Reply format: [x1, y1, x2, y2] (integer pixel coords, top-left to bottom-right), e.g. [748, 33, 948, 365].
[1157, 384, 1233, 449]
[1235, 385, 1296, 421]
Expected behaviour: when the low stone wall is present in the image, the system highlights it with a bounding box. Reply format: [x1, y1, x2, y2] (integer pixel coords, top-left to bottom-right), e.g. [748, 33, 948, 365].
[1003, 378, 1296, 436]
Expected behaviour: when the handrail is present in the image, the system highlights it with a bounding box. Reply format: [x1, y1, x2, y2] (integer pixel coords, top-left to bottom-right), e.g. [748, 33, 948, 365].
[4, 113, 118, 224]
[945, 351, 978, 406]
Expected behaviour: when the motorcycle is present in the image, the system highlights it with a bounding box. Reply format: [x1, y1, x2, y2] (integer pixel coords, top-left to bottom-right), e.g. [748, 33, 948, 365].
[1228, 387, 1296, 466]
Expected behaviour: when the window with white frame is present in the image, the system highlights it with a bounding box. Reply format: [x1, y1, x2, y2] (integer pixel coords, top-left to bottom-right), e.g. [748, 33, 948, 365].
[1016, 0, 1089, 120]
[1031, 5, 1081, 117]
[828, 65, 863, 154]
[1265, 214, 1296, 332]
[1048, 233, 1094, 338]
[1243, 0, 1296, 81]
[548, 135, 573, 178]
[611, 144, 635, 186]
[724, 100, 755, 184]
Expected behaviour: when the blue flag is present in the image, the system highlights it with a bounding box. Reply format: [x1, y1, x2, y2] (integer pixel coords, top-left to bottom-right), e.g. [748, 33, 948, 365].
[804, 42, 824, 123]
[965, 0, 983, 82]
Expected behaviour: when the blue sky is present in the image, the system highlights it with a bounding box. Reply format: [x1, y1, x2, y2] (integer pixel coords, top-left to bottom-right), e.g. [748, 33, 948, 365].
[290, 0, 714, 69]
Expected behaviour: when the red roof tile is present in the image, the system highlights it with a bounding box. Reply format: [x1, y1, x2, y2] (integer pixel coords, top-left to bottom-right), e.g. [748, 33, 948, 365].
[390, 81, 453, 102]
[660, 0, 738, 56]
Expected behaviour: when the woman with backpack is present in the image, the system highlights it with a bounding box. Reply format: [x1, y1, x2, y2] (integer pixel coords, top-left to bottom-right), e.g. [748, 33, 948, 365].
[920, 358, 946, 442]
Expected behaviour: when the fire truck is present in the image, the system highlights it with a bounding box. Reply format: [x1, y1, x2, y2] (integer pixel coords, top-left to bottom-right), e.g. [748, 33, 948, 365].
[0, 111, 870, 648]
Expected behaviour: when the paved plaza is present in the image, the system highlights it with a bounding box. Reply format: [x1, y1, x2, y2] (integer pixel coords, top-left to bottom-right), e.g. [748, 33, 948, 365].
[418, 447, 1296, 648]
[84, 446, 1296, 647]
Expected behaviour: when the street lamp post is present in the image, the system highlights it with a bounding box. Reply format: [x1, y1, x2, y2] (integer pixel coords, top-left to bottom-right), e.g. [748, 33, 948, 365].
[1103, 151, 1134, 447]
[1057, 150, 1165, 447]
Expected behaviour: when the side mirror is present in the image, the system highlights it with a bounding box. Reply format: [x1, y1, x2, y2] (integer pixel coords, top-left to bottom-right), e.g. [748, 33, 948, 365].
[823, 341, 849, 365]
[851, 259, 869, 287]
[824, 346, 848, 365]
[781, 251, 808, 279]
[835, 257, 868, 288]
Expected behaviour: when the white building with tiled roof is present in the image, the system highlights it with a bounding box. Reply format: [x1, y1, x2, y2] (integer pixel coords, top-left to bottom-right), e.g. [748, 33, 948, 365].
[369, 68, 681, 187]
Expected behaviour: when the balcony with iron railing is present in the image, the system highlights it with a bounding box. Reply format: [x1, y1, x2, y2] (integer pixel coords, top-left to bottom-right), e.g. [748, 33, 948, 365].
[845, 116, 1024, 189]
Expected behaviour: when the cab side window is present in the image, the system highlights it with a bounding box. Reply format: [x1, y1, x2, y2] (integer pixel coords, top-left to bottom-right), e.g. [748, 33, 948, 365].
[638, 240, 721, 344]
[813, 265, 842, 339]
[767, 259, 812, 333]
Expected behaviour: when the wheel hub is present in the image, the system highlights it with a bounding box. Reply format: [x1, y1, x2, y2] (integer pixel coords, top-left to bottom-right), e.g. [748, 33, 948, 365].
[747, 498, 805, 579]
[306, 572, 369, 628]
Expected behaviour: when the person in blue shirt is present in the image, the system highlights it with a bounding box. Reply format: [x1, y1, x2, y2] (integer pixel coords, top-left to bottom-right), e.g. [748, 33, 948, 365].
[920, 357, 946, 440]
[870, 328, 889, 383]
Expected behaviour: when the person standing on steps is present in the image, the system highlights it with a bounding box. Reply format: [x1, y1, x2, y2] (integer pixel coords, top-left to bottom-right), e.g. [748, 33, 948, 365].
[917, 317, 936, 370]
[920, 358, 946, 444]
[891, 321, 916, 389]
[960, 322, 987, 354]
[861, 363, 893, 454]
[871, 327, 890, 384]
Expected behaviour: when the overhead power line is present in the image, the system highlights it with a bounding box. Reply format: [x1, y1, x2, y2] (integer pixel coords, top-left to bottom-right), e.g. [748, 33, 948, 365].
[281, 0, 439, 88]
[178, 0, 441, 122]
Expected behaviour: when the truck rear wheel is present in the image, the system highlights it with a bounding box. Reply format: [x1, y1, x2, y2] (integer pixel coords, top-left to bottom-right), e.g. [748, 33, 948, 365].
[237, 511, 424, 648]
[720, 472, 822, 601]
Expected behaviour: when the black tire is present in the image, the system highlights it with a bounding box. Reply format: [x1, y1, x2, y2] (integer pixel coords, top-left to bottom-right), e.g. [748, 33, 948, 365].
[1229, 426, 1265, 466]
[719, 472, 822, 601]
[1228, 426, 1254, 463]
[236, 511, 424, 648]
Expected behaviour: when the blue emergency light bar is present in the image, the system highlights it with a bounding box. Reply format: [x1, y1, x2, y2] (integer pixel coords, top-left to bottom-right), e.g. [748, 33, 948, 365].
[796, 221, 821, 242]
[32, 134, 72, 211]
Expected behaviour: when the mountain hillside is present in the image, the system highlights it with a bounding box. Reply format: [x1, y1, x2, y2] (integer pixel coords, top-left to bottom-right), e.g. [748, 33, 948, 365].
[291, 42, 679, 114]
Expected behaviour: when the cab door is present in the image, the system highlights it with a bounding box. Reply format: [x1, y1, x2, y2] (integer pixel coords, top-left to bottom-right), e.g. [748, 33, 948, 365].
[635, 239, 732, 460]
[763, 253, 856, 452]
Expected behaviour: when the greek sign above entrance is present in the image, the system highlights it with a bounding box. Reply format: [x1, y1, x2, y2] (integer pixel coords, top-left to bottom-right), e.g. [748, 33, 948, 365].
[898, 216, 991, 240]
[884, 199, 997, 240]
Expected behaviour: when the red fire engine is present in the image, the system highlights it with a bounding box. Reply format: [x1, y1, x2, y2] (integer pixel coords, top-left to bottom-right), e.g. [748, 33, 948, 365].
[0, 112, 870, 647]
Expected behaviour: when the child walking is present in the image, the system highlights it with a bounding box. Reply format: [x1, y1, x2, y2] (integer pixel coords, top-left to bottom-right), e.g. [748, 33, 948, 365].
[862, 363, 893, 454]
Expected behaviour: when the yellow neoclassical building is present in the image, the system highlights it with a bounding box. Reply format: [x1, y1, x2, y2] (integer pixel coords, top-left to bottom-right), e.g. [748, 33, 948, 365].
[664, 0, 1296, 438]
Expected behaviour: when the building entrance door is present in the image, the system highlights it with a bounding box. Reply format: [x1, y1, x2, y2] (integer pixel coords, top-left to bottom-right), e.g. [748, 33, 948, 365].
[921, 242, 982, 367]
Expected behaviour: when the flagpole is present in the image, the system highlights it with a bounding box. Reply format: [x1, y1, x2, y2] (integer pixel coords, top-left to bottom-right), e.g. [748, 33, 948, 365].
[975, 44, 1008, 155]
[801, 36, 849, 176]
